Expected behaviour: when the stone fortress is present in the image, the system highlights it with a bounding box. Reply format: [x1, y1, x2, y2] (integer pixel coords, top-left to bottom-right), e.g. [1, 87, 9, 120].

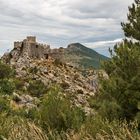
[2, 36, 65, 64]
[14, 36, 51, 59]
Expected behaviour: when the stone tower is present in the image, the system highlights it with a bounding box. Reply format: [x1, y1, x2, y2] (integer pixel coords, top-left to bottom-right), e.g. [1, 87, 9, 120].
[14, 36, 50, 59]
[27, 36, 36, 43]
[2, 36, 51, 64]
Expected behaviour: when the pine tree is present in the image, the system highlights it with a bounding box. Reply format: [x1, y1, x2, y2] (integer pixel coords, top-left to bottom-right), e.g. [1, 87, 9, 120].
[121, 0, 140, 40]
[95, 0, 140, 120]
[100, 42, 140, 119]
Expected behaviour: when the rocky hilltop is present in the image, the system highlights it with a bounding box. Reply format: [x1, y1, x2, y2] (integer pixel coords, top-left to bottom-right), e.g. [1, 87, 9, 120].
[63, 43, 108, 68]
[2, 36, 60, 64]
[2, 36, 102, 113]
[2, 36, 108, 69]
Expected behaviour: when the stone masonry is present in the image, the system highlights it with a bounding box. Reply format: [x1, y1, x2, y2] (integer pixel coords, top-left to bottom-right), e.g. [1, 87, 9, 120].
[14, 36, 50, 59]
[2, 36, 52, 64]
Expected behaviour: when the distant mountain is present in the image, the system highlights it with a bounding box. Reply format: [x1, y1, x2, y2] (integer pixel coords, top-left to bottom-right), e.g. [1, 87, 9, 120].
[61, 43, 108, 68]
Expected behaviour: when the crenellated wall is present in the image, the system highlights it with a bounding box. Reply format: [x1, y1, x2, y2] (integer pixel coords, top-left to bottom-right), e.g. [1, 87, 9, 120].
[13, 36, 51, 59]
[14, 41, 23, 49]
[27, 36, 36, 43]
[2, 36, 63, 64]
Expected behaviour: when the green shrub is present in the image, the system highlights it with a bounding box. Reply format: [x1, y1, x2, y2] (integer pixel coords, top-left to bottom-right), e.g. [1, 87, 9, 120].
[0, 79, 15, 95]
[25, 108, 40, 120]
[98, 101, 122, 121]
[14, 78, 25, 90]
[27, 80, 47, 97]
[29, 66, 38, 74]
[39, 86, 85, 132]
[0, 96, 10, 112]
[77, 115, 140, 140]
[0, 62, 14, 79]
[0, 62, 15, 96]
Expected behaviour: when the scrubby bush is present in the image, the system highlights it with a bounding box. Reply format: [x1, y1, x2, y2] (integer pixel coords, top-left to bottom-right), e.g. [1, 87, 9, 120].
[0, 62, 15, 96]
[14, 78, 25, 91]
[89, 95, 123, 121]
[0, 61, 14, 79]
[0, 79, 15, 95]
[0, 96, 10, 112]
[38, 86, 85, 132]
[27, 80, 47, 97]
[29, 66, 38, 74]
[98, 101, 122, 121]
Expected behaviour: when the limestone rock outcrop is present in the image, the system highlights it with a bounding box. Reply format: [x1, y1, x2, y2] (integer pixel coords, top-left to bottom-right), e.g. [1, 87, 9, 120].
[1, 36, 99, 113]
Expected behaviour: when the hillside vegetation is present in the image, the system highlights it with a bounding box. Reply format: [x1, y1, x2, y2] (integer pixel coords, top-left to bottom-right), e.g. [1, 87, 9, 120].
[1, 0, 140, 139]
[63, 43, 108, 68]
[0, 61, 139, 140]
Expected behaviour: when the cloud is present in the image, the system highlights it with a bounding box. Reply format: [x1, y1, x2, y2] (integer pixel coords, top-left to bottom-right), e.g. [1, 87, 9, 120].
[85, 38, 123, 48]
[84, 38, 123, 57]
[0, 0, 134, 56]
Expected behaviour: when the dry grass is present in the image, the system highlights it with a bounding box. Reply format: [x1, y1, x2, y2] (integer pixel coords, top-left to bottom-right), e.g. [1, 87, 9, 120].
[0, 114, 47, 140]
[8, 121, 48, 140]
[67, 121, 140, 140]
[0, 117, 139, 140]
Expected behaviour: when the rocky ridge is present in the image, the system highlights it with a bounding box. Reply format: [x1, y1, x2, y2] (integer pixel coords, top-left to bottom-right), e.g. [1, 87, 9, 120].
[2, 36, 100, 114]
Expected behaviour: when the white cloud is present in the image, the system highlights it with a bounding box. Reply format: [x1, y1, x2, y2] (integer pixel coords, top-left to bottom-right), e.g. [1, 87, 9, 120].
[85, 38, 123, 48]
[0, 0, 134, 56]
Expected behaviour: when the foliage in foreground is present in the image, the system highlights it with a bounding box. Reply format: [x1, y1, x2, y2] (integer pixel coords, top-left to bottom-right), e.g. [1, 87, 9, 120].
[1, 1, 140, 139]
[0, 114, 48, 140]
[27, 86, 85, 132]
[0, 113, 139, 140]
[91, 42, 140, 121]
[0, 72, 139, 140]
[90, 0, 140, 123]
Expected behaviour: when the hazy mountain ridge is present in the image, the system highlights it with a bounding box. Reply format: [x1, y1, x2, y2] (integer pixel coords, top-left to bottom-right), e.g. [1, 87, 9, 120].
[62, 43, 108, 68]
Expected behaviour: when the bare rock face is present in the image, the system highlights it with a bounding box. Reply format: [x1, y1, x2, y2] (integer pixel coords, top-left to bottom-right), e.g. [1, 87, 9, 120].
[1, 36, 99, 113]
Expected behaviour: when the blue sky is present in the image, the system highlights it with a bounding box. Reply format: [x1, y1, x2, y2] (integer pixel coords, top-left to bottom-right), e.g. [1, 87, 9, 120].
[0, 0, 134, 57]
